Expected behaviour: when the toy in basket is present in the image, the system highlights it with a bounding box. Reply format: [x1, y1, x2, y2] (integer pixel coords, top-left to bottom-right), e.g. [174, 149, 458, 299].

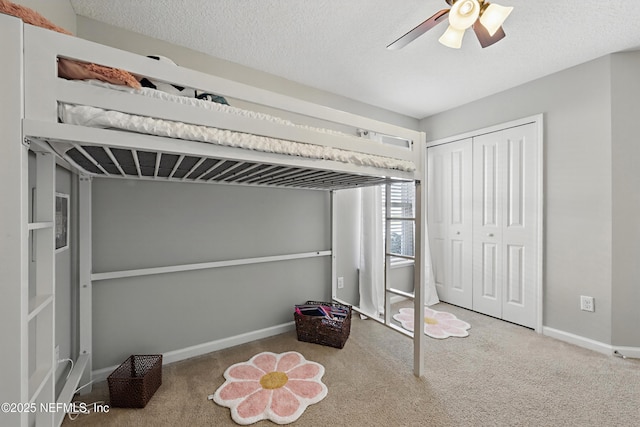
[107, 354, 162, 408]
[294, 301, 352, 349]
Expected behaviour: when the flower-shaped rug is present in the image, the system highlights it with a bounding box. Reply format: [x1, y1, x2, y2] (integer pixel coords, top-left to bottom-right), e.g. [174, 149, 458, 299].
[393, 307, 471, 339]
[209, 351, 327, 425]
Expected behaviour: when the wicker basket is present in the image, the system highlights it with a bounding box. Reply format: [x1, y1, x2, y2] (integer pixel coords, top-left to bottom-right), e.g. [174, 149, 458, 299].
[294, 301, 352, 349]
[107, 354, 163, 408]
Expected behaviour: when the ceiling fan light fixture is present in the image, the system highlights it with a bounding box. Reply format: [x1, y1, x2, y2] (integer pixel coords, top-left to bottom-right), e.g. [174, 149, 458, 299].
[479, 3, 513, 36]
[448, 0, 481, 30]
[388, 0, 513, 50]
[439, 25, 465, 49]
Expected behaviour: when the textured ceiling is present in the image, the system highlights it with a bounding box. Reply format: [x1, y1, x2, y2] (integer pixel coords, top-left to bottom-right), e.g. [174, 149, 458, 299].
[69, 0, 640, 119]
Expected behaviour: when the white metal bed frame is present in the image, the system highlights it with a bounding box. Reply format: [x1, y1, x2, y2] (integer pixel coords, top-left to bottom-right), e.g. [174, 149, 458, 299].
[0, 14, 427, 427]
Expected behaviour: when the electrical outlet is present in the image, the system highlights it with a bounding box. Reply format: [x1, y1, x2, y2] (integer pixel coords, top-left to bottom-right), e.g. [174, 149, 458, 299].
[337, 277, 344, 289]
[55, 345, 60, 362]
[580, 295, 595, 312]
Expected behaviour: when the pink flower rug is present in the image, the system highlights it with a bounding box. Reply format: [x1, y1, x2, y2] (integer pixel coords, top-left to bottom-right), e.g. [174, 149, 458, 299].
[209, 351, 327, 425]
[393, 307, 471, 339]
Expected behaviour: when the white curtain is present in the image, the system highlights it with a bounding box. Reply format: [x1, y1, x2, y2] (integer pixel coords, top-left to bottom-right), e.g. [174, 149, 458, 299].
[422, 226, 440, 306]
[358, 184, 439, 316]
[358, 185, 384, 318]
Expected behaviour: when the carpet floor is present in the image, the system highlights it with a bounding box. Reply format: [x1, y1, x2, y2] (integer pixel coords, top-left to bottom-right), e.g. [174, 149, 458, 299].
[65, 302, 640, 426]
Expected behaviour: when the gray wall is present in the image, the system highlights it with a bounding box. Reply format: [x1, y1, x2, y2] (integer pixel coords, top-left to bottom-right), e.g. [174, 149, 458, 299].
[610, 52, 640, 347]
[91, 179, 331, 369]
[334, 189, 360, 305]
[421, 53, 640, 347]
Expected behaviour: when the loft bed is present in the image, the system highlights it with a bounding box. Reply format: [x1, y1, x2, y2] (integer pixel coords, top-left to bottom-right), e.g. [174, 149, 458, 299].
[0, 11, 427, 427]
[23, 24, 419, 190]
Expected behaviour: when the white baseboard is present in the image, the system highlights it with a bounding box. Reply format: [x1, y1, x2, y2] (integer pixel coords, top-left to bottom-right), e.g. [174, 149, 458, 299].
[92, 323, 640, 382]
[92, 321, 296, 382]
[611, 346, 640, 359]
[542, 327, 613, 355]
[542, 327, 640, 359]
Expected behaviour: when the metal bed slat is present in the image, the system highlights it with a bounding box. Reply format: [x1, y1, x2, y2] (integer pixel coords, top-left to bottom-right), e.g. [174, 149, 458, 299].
[216, 162, 254, 182]
[220, 163, 262, 182]
[183, 157, 208, 180]
[206, 161, 246, 182]
[273, 173, 351, 188]
[240, 166, 291, 184]
[244, 165, 301, 183]
[132, 150, 142, 178]
[200, 160, 234, 180]
[296, 178, 361, 189]
[326, 175, 384, 186]
[104, 147, 126, 177]
[290, 174, 387, 189]
[169, 154, 186, 178]
[59, 148, 99, 177]
[254, 168, 307, 186]
[274, 170, 341, 186]
[256, 167, 320, 185]
[193, 159, 226, 180]
[154, 152, 162, 178]
[260, 168, 336, 185]
[228, 164, 280, 183]
[72, 144, 110, 176]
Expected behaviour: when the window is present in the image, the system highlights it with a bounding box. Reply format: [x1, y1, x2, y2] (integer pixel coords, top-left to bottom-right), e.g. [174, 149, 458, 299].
[381, 182, 415, 264]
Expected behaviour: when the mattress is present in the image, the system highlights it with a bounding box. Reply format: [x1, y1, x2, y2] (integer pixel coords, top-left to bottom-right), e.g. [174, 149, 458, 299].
[58, 81, 416, 172]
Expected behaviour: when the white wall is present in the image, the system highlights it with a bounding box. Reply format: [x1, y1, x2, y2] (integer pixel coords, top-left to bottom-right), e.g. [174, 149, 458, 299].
[421, 55, 631, 346]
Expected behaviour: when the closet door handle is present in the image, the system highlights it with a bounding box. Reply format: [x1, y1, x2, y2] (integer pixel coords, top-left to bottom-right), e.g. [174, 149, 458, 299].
[487, 233, 494, 237]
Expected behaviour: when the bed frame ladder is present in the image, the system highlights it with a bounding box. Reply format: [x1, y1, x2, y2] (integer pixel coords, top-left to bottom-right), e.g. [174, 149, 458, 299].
[383, 181, 425, 376]
[383, 182, 416, 326]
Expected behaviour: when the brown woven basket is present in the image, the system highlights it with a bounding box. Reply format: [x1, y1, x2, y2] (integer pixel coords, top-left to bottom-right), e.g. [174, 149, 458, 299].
[108, 354, 162, 408]
[294, 301, 352, 349]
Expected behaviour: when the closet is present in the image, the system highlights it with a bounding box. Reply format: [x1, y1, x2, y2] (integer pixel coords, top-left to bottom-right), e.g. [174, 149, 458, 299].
[427, 138, 473, 308]
[427, 118, 542, 329]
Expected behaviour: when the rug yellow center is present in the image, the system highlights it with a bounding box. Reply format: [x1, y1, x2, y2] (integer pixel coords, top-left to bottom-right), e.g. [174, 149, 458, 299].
[260, 371, 288, 389]
[424, 316, 439, 325]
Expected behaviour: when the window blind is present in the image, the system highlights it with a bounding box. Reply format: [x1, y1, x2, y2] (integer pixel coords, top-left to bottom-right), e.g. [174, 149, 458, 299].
[382, 182, 415, 264]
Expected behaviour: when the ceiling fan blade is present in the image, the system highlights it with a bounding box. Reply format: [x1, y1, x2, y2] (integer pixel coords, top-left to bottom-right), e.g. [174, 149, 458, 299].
[472, 21, 506, 48]
[387, 9, 450, 50]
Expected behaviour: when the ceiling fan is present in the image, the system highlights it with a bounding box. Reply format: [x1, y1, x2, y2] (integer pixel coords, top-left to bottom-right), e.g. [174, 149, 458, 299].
[387, 0, 513, 49]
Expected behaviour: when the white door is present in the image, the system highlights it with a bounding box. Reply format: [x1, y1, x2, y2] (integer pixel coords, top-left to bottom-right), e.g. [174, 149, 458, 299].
[427, 138, 473, 309]
[472, 123, 538, 328]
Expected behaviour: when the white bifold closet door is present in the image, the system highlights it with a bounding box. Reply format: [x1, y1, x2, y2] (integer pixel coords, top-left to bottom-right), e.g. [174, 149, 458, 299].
[427, 138, 473, 309]
[472, 123, 538, 328]
[427, 122, 539, 329]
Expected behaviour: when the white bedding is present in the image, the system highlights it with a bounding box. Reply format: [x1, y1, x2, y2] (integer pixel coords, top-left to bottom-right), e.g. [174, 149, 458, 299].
[58, 82, 416, 172]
